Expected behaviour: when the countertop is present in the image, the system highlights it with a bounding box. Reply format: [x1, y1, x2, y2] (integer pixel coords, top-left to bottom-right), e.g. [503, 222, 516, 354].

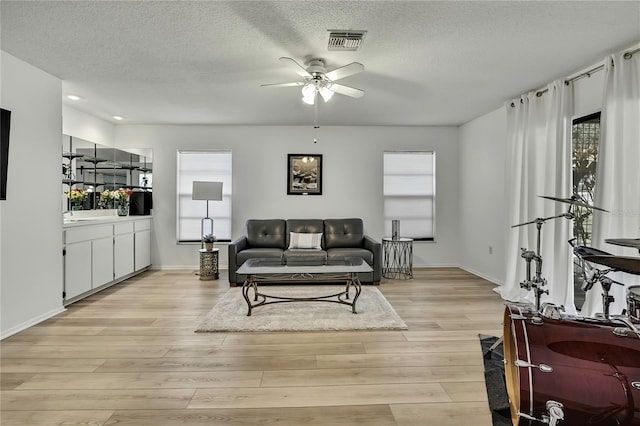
[63, 214, 152, 228]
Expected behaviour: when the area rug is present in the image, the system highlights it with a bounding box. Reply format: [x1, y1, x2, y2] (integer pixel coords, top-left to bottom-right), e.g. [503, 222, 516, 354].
[196, 286, 408, 332]
[479, 334, 512, 426]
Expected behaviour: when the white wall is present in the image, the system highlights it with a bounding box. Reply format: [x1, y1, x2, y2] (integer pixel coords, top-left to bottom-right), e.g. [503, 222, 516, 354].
[63, 105, 115, 147]
[1, 52, 64, 338]
[458, 108, 507, 284]
[115, 125, 460, 269]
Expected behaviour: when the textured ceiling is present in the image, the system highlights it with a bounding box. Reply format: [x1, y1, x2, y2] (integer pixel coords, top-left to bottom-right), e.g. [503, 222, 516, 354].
[1, 1, 639, 126]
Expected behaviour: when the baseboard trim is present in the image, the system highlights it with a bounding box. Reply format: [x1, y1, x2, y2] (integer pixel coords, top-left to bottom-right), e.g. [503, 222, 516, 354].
[150, 266, 229, 270]
[0, 306, 67, 340]
[458, 265, 503, 286]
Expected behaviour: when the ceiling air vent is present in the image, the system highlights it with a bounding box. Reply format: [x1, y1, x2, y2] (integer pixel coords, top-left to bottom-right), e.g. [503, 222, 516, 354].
[327, 30, 367, 51]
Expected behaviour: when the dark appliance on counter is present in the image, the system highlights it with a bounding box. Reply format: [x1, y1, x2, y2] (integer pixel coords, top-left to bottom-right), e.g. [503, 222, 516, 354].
[130, 191, 152, 215]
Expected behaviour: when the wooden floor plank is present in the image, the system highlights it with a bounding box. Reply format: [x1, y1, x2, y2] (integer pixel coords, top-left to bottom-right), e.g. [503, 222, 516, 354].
[1, 389, 195, 410]
[260, 365, 483, 387]
[390, 402, 492, 426]
[15, 371, 263, 390]
[1, 410, 114, 426]
[189, 383, 451, 409]
[104, 405, 398, 426]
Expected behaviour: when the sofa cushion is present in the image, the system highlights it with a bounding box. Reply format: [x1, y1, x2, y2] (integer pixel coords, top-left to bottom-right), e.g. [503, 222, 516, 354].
[246, 219, 286, 249]
[288, 232, 323, 249]
[324, 218, 364, 249]
[286, 219, 324, 248]
[237, 248, 283, 265]
[284, 249, 327, 265]
[327, 247, 373, 265]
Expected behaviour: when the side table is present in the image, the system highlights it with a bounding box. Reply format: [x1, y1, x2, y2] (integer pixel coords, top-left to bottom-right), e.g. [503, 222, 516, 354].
[199, 248, 219, 280]
[382, 237, 413, 279]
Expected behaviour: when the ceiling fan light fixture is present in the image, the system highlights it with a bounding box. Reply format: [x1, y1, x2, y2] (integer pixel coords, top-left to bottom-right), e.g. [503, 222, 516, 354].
[319, 86, 334, 102]
[302, 82, 318, 105]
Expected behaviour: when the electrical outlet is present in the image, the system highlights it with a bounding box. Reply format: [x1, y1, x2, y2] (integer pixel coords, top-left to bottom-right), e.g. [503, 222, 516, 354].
[489, 246, 493, 254]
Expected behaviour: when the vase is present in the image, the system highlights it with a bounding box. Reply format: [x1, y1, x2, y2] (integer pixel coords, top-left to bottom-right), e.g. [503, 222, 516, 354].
[205, 242, 214, 251]
[392, 220, 400, 240]
[117, 202, 129, 216]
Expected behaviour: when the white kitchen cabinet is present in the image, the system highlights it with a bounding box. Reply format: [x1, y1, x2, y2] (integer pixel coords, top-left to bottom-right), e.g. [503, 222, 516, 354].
[134, 219, 151, 271]
[114, 222, 135, 279]
[64, 240, 92, 300]
[63, 216, 151, 305]
[92, 235, 114, 288]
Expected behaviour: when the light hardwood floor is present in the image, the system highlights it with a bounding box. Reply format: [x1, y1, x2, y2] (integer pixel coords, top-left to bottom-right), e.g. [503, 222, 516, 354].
[1, 268, 506, 426]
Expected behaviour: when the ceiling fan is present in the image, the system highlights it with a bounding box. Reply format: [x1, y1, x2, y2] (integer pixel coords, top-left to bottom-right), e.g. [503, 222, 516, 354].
[261, 57, 365, 105]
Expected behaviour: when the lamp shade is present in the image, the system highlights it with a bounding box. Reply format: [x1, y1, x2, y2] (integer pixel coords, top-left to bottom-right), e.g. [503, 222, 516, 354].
[192, 181, 223, 201]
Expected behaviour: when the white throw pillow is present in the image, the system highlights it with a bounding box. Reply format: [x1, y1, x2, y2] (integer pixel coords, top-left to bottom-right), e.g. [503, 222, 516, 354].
[288, 232, 323, 249]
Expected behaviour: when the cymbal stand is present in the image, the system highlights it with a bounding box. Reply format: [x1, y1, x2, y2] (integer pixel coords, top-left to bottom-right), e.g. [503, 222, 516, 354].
[518, 219, 550, 312]
[515, 204, 576, 312]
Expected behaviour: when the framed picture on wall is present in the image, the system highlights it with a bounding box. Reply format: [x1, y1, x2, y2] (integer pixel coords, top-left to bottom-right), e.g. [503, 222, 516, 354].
[287, 154, 322, 195]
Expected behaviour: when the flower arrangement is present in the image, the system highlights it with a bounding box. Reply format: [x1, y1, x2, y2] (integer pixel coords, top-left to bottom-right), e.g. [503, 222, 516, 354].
[66, 188, 88, 203]
[113, 188, 133, 204]
[99, 189, 115, 208]
[99, 188, 133, 209]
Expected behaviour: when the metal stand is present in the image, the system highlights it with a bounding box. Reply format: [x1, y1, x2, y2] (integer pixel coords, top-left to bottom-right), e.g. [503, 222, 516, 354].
[200, 200, 214, 249]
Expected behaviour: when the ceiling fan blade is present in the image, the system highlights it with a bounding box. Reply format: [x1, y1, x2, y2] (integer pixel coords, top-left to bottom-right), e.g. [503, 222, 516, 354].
[279, 57, 312, 78]
[330, 83, 365, 98]
[325, 62, 364, 81]
[261, 82, 305, 88]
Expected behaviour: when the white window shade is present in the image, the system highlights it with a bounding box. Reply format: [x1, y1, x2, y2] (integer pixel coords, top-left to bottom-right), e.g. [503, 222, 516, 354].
[177, 151, 232, 242]
[383, 152, 435, 240]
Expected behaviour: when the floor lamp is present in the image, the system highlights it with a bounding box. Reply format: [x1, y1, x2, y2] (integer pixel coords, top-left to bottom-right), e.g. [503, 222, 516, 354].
[192, 181, 223, 248]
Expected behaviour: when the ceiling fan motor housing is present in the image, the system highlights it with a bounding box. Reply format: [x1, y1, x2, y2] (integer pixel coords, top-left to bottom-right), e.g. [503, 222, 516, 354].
[306, 59, 328, 76]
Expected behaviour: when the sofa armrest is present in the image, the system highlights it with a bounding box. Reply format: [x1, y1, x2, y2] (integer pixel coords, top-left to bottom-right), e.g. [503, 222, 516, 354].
[363, 235, 382, 283]
[228, 236, 249, 285]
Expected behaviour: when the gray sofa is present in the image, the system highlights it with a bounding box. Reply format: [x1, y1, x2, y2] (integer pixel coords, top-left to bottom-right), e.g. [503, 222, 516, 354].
[228, 218, 381, 286]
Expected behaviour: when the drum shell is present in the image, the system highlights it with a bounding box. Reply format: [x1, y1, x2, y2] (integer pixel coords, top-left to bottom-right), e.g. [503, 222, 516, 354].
[503, 304, 640, 426]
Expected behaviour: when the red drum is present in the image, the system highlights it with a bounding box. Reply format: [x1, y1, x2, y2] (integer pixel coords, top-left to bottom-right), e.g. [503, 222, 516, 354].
[503, 303, 640, 426]
[629, 286, 640, 324]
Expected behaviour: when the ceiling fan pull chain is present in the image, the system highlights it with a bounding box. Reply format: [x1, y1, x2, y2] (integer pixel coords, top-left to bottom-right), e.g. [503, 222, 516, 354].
[313, 101, 319, 143]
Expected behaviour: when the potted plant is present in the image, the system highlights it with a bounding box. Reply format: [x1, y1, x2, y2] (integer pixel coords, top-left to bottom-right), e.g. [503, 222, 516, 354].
[203, 234, 216, 251]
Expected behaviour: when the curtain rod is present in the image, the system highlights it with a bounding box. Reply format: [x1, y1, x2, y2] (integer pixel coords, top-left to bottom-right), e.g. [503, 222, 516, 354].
[511, 46, 639, 106]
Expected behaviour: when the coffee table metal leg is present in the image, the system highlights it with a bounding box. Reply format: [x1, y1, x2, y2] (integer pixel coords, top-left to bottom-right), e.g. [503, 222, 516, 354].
[349, 273, 362, 314]
[242, 276, 257, 316]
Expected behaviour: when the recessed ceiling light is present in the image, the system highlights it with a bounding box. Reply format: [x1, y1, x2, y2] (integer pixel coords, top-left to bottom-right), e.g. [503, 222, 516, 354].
[112, 115, 125, 121]
[66, 94, 82, 101]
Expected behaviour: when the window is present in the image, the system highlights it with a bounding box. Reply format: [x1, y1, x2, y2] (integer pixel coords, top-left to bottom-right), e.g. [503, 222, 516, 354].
[177, 150, 232, 242]
[383, 151, 435, 240]
[572, 112, 601, 246]
[571, 112, 601, 310]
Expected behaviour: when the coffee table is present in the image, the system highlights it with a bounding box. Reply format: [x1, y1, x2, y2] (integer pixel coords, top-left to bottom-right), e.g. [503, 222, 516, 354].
[236, 258, 373, 316]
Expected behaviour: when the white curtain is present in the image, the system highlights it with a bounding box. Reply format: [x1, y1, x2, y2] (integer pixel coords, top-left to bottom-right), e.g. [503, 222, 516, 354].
[581, 51, 640, 317]
[500, 80, 576, 313]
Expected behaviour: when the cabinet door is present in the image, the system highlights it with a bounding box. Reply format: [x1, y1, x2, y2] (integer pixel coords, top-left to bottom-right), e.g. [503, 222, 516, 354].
[135, 230, 151, 271]
[92, 236, 114, 288]
[64, 241, 92, 300]
[114, 233, 134, 279]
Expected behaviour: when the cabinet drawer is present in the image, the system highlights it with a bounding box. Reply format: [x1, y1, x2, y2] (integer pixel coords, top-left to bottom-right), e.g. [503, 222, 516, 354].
[134, 219, 151, 232]
[65, 224, 113, 244]
[114, 222, 134, 235]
